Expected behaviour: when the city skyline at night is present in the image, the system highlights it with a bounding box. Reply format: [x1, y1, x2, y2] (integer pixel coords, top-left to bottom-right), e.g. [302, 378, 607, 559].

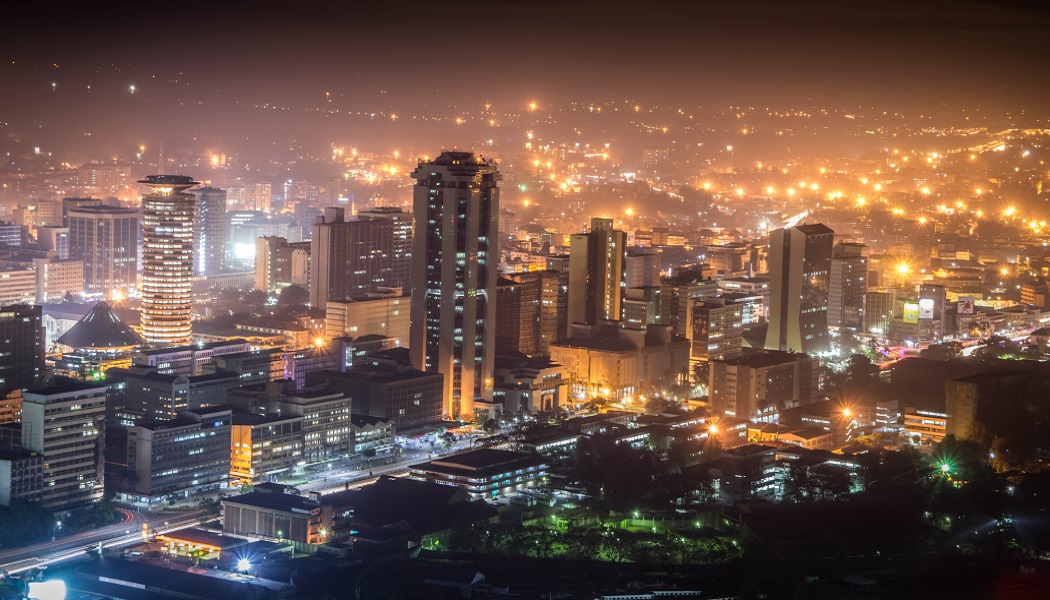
[0, 2, 1047, 598]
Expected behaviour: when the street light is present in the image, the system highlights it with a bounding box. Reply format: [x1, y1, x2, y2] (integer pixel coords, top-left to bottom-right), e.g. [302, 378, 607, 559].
[237, 558, 252, 573]
[52, 520, 61, 541]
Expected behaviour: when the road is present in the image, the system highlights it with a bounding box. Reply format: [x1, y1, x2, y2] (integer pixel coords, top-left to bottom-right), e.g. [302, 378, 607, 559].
[0, 509, 205, 575]
[0, 441, 483, 574]
[293, 439, 475, 494]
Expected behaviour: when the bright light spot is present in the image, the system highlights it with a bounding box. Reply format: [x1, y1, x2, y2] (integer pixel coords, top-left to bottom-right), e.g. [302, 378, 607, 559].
[897, 263, 910, 275]
[708, 423, 719, 435]
[625, 207, 634, 217]
[842, 408, 852, 418]
[921, 187, 931, 195]
[529, 101, 537, 111]
[940, 463, 951, 474]
[237, 558, 252, 572]
[1004, 206, 1016, 217]
[314, 337, 325, 348]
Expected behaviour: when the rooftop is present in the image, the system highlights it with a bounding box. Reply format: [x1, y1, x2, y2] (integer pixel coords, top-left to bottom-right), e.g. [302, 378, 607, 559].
[57, 301, 143, 350]
[718, 349, 807, 368]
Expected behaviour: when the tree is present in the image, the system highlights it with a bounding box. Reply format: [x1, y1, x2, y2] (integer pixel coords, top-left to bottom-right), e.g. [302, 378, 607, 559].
[481, 418, 500, 435]
[920, 342, 963, 361]
[242, 289, 271, 307]
[782, 461, 817, 502]
[276, 284, 309, 306]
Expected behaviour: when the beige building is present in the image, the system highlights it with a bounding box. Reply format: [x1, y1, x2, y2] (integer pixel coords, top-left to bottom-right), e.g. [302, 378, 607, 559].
[325, 294, 409, 343]
[550, 322, 689, 402]
[34, 257, 84, 303]
[709, 350, 817, 422]
[0, 268, 37, 305]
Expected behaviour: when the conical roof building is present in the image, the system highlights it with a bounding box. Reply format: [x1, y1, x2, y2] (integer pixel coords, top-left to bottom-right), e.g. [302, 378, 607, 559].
[57, 302, 144, 351]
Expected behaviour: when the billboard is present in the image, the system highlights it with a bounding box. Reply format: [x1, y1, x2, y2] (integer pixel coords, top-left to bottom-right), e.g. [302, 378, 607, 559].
[691, 310, 710, 360]
[918, 298, 935, 320]
[902, 302, 919, 324]
[958, 295, 975, 315]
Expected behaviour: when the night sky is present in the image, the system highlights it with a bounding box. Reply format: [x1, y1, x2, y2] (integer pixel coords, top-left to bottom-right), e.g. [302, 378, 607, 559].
[2, 1, 1049, 156]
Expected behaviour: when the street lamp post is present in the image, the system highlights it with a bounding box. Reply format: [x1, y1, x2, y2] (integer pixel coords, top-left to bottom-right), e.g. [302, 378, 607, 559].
[52, 520, 62, 542]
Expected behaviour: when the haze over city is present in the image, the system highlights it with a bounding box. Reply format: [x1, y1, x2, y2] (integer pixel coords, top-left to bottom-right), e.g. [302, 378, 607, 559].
[0, 2, 1048, 599]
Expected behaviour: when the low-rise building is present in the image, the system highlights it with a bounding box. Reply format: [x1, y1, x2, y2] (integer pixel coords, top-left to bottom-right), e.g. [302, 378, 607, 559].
[409, 449, 547, 501]
[491, 353, 567, 417]
[904, 408, 947, 444]
[222, 482, 331, 549]
[125, 407, 232, 502]
[350, 415, 395, 455]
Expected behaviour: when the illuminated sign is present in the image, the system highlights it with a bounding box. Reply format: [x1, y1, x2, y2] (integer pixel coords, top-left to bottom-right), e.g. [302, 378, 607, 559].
[902, 302, 919, 324]
[957, 295, 975, 315]
[918, 298, 935, 320]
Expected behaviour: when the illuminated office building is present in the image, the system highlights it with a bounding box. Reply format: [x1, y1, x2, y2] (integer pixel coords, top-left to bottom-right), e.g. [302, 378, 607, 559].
[567, 217, 627, 335]
[139, 175, 198, 346]
[409, 151, 500, 419]
[764, 224, 834, 354]
[67, 205, 138, 294]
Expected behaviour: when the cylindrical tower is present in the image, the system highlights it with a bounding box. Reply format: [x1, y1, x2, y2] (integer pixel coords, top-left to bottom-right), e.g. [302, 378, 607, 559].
[138, 175, 198, 346]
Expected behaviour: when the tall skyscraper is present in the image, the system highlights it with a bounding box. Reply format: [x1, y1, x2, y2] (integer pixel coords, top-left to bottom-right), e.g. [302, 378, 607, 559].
[764, 224, 834, 354]
[67, 205, 138, 294]
[0, 304, 44, 394]
[410, 151, 499, 419]
[358, 206, 413, 292]
[139, 175, 198, 347]
[567, 217, 627, 335]
[309, 207, 394, 307]
[828, 242, 868, 331]
[194, 186, 227, 276]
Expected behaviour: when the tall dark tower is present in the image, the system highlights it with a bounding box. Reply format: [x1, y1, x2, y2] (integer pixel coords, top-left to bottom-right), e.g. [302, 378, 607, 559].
[139, 175, 198, 347]
[409, 151, 500, 420]
[765, 223, 834, 354]
[194, 186, 227, 276]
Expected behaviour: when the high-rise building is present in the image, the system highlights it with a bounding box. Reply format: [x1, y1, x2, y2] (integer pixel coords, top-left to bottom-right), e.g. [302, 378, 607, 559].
[254, 236, 310, 293]
[193, 186, 227, 276]
[410, 151, 500, 419]
[568, 217, 627, 335]
[0, 304, 44, 394]
[863, 291, 894, 335]
[828, 242, 868, 331]
[764, 224, 834, 354]
[67, 205, 138, 294]
[21, 382, 106, 511]
[309, 207, 394, 307]
[254, 182, 272, 213]
[358, 206, 413, 292]
[688, 297, 743, 363]
[139, 175, 198, 346]
[625, 249, 661, 288]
